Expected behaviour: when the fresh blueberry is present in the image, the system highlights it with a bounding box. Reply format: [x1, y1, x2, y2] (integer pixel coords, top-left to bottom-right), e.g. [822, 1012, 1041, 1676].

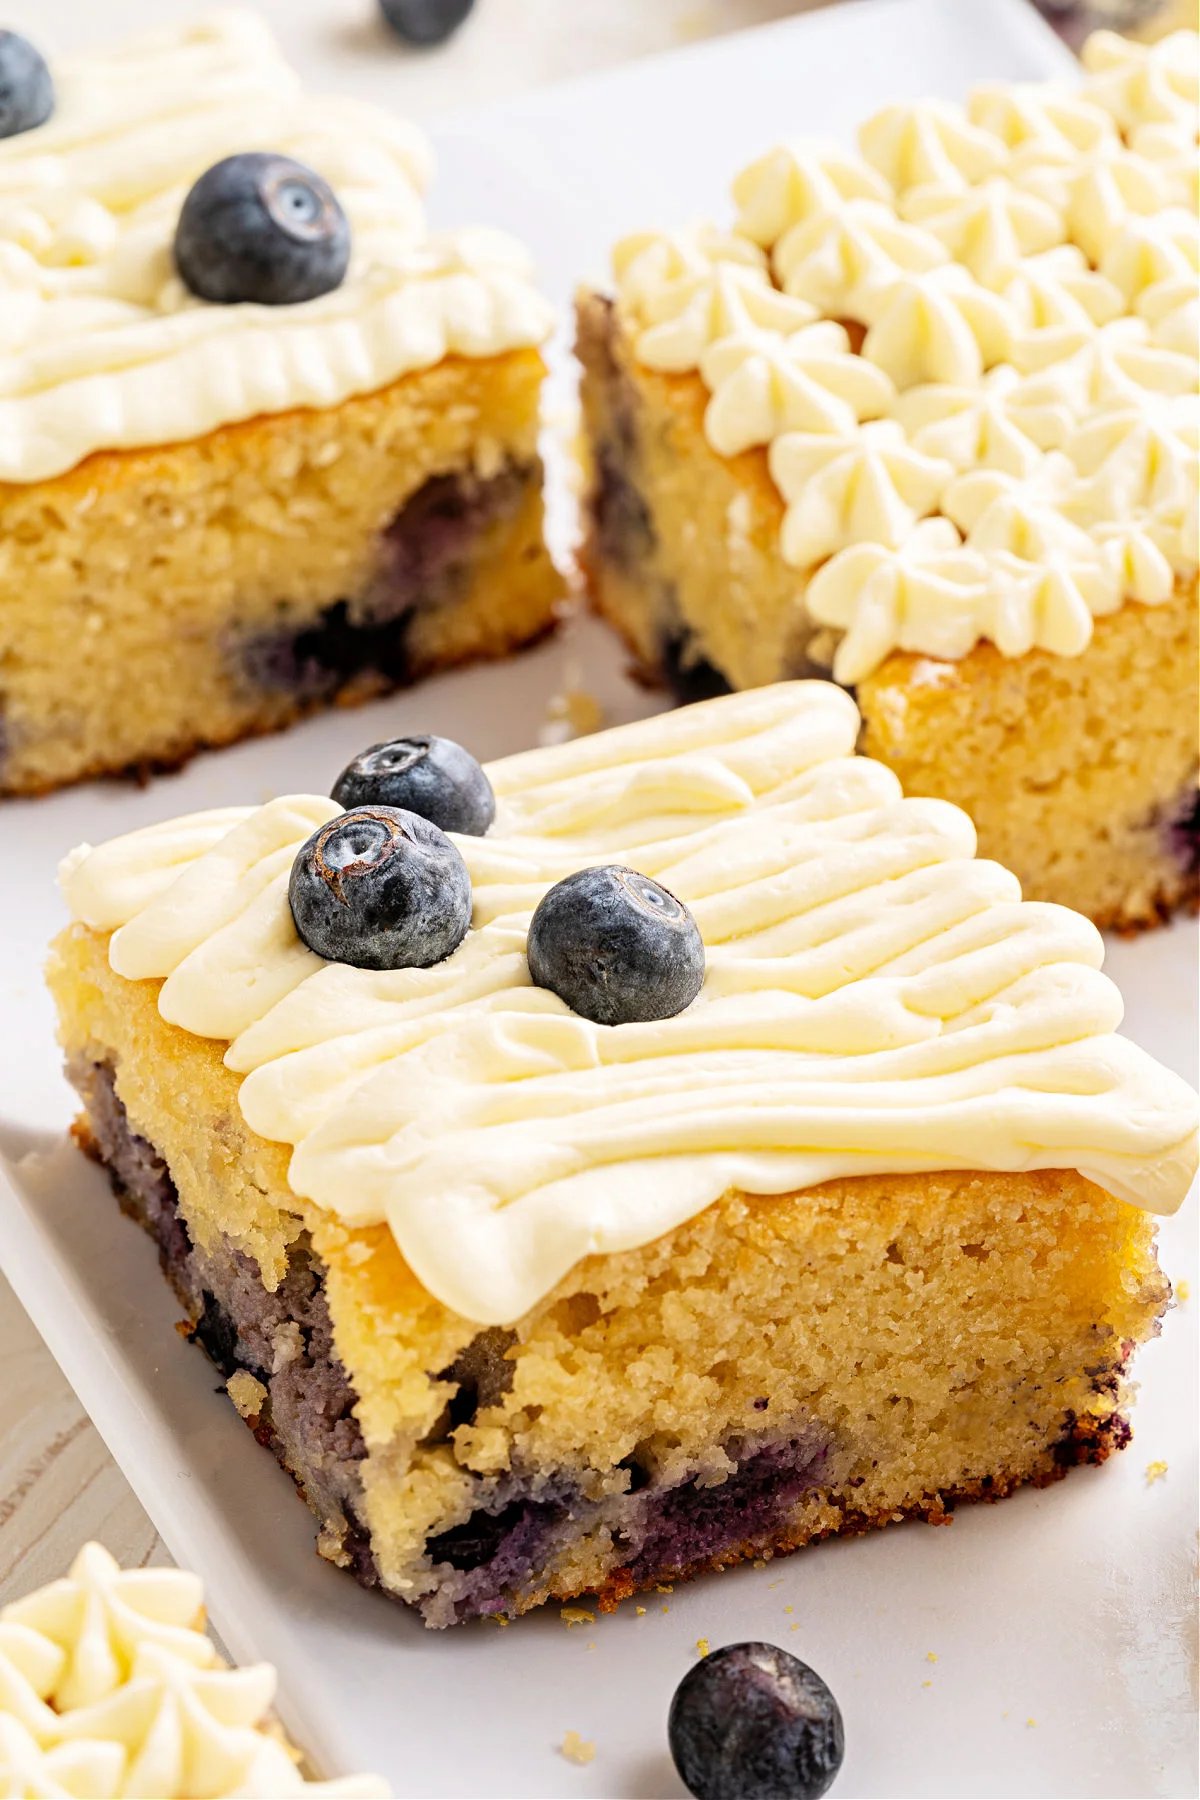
[379, 0, 476, 47]
[668, 1643, 845, 1800]
[289, 806, 471, 970]
[332, 735, 495, 837]
[527, 865, 704, 1027]
[174, 153, 350, 306]
[0, 30, 54, 138]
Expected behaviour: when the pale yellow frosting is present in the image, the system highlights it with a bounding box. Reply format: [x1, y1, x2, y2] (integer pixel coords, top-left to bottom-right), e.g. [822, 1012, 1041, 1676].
[609, 36, 1199, 678]
[0, 9, 553, 484]
[0, 1543, 389, 1797]
[61, 685, 1199, 1328]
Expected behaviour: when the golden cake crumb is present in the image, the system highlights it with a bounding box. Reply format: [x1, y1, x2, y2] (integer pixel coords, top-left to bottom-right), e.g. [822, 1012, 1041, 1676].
[225, 1370, 268, 1420]
[784, 1605, 793, 1614]
[561, 1607, 595, 1627]
[922, 1680, 932, 1688]
[635, 1606, 646, 1616]
[1027, 1719, 1038, 1729]
[656, 1583, 674, 1593]
[696, 1638, 711, 1658]
[559, 1731, 595, 1766]
[926, 1652, 938, 1663]
[1177, 1280, 1190, 1304]
[1145, 1460, 1169, 1484]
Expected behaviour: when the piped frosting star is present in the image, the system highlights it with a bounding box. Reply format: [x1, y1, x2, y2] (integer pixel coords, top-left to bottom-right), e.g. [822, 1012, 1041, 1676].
[731, 138, 891, 248]
[701, 321, 895, 455]
[858, 98, 1006, 195]
[769, 418, 952, 567]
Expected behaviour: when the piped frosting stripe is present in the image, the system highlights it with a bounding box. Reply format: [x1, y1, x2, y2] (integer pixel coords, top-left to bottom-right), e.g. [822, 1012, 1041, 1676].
[60, 685, 1200, 1326]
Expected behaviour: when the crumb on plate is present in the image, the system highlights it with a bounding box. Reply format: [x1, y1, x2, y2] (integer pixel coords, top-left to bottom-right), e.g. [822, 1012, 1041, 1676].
[559, 1731, 595, 1766]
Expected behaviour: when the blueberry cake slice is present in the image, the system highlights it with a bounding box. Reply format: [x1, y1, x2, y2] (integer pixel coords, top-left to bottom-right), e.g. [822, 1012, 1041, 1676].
[48, 686, 1197, 1628]
[576, 29, 1199, 929]
[0, 12, 559, 798]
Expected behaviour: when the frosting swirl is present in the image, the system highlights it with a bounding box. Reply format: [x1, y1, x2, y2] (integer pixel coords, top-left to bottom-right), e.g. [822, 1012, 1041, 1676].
[608, 35, 1200, 679]
[61, 685, 1199, 1327]
[0, 10, 553, 483]
[0, 1544, 388, 1797]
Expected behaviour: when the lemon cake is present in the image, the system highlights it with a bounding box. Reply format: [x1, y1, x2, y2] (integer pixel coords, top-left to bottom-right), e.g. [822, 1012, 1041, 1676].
[47, 685, 1197, 1628]
[0, 11, 560, 799]
[0, 1541, 387, 1796]
[577, 29, 1199, 929]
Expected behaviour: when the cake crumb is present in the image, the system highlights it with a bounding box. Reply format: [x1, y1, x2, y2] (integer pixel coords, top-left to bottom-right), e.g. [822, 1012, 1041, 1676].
[752, 1558, 768, 1569]
[540, 681, 606, 748]
[696, 1638, 710, 1658]
[922, 1680, 932, 1688]
[926, 1652, 938, 1663]
[559, 1731, 595, 1766]
[1176, 1279, 1190, 1303]
[784, 1605, 793, 1614]
[487, 1614, 510, 1627]
[225, 1370, 267, 1421]
[768, 1577, 784, 1588]
[789, 1623, 800, 1632]
[662, 1604, 670, 1614]
[1145, 1460, 1169, 1484]
[561, 1607, 595, 1627]
[635, 1606, 646, 1616]
[343, 1241, 374, 1266]
[656, 1583, 674, 1593]
[1026, 1719, 1037, 1728]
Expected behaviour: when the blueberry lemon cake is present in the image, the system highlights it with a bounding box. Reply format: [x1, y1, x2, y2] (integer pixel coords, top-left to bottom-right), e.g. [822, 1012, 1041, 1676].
[48, 686, 1197, 1628]
[577, 30, 1199, 929]
[0, 11, 559, 798]
[0, 1541, 388, 1796]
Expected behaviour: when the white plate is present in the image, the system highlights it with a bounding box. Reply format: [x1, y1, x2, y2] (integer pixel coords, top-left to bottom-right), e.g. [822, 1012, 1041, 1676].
[1, 3, 1196, 1795]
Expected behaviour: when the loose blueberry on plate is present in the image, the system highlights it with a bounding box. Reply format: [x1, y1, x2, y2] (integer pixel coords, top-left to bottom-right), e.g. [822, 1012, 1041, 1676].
[0, 30, 54, 138]
[289, 806, 471, 970]
[379, 0, 477, 47]
[332, 735, 495, 837]
[668, 1642, 845, 1800]
[527, 865, 704, 1027]
[174, 152, 351, 305]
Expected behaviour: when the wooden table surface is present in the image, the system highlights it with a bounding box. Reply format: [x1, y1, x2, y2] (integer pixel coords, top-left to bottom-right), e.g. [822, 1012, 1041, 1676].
[1, 0, 1191, 1609]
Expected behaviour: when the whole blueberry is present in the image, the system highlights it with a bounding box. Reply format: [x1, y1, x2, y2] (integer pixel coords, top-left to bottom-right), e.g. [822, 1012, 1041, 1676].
[379, 0, 476, 47]
[174, 153, 350, 306]
[332, 735, 495, 837]
[668, 1643, 845, 1800]
[0, 30, 54, 138]
[289, 806, 471, 971]
[527, 865, 704, 1027]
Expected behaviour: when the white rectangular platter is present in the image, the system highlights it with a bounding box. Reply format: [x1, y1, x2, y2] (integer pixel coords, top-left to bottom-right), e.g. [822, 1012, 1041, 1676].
[0, 2, 1196, 1795]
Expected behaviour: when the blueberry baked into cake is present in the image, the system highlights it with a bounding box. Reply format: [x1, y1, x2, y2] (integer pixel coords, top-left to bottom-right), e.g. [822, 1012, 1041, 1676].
[49, 686, 1198, 1627]
[576, 29, 1199, 929]
[0, 11, 559, 798]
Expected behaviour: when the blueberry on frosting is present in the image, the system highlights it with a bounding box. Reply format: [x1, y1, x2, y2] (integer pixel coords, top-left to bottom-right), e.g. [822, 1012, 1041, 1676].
[0, 30, 54, 138]
[527, 865, 704, 1026]
[174, 153, 351, 306]
[332, 735, 495, 837]
[668, 1642, 845, 1800]
[289, 806, 471, 970]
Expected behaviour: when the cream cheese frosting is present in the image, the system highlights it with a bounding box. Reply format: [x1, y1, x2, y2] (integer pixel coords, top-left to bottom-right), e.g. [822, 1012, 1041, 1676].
[610, 32, 1199, 679]
[60, 685, 1199, 1327]
[0, 1543, 388, 1797]
[0, 9, 553, 484]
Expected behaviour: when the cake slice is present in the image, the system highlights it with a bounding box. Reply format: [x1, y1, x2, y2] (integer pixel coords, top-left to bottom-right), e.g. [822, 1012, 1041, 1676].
[0, 12, 560, 798]
[576, 29, 1200, 929]
[48, 684, 1197, 1627]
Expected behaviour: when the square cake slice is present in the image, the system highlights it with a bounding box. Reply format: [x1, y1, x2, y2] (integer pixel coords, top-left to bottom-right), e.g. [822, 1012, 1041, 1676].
[0, 11, 561, 797]
[48, 683, 1197, 1627]
[576, 29, 1200, 929]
